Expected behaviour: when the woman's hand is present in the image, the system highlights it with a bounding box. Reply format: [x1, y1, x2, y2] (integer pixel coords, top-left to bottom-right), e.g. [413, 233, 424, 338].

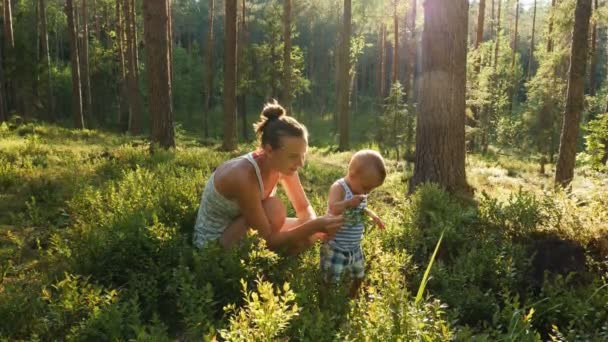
[317, 214, 344, 237]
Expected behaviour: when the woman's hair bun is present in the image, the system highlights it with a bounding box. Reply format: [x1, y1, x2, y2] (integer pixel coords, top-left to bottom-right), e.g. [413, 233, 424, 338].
[261, 100, 286, 120]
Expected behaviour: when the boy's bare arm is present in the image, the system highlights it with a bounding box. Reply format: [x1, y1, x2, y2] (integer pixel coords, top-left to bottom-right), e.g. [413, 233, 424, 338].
[327, 183, 366, 215]
[364, 207, 385, 230]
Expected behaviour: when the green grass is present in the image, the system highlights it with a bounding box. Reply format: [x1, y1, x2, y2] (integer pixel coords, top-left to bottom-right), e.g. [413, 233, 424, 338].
[1, 121, 607, 340]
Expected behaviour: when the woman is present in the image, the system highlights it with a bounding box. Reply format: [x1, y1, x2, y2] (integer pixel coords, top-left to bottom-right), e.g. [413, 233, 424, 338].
[193, 101, 343, 254]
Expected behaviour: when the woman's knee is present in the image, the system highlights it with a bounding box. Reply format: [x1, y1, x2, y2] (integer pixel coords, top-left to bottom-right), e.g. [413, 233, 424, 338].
[262, 197, 286, 231]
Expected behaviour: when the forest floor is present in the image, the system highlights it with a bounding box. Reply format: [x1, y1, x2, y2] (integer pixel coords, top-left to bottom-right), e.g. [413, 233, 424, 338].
[1, 122, 607, 340]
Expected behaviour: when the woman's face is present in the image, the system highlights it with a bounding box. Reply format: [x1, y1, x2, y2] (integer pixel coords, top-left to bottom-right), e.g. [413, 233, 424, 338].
[264, 136, 308, 175]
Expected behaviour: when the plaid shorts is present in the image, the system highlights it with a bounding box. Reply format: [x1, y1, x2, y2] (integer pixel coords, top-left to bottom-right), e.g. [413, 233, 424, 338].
[320, 243, 365, 283]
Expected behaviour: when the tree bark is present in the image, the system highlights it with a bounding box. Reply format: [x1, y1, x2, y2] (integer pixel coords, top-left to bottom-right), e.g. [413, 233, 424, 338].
[239, 0, 248, 140]
[143, 0, 175, 148]
[403, 0, 416, 102]
[116, 0, 129, 131]
[80, 0, 93, 125]
[66, 0, 85, 128]
[338, 0, 351, 151]
[203, 0, 215, 138]
[124, 0, 143, 134]
[475, 0, 486, 49]
[0, 38, 6, 122]
[547, 0, 556, 53]
[223, 0, 237, 150]
[410, 0, 469, 194]
[392, 0, 398, 84]
[555, 0, 592, 188]
[3, 0, 16, 113]
[509, 0, 519, 112]
[380, 24, 386, 98]
[39, 0, 54, 121]
[588, 0, 598, 96]
[527, 0, 536, 79]
[282, 0, 292, 109]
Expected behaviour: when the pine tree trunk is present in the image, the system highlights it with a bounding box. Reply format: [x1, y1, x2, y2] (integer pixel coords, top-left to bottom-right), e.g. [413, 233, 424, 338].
[555, 0, 592, 188]
[80, 0, 93, 125]
[66, 0, 85, 129]
[116, 0, 129, 131]
[239, 0, 247, 140]
[483, 0, 501, 153]
[380, 24, 386, 98]
[282, 0, 292, 109]
[143, 0, 175, 148]
[539, 0, 557, 163]
[403, 0, 415, 101]
[338, 0, 351, 151]
[527, 0, 536, 79]
[93, 0, 101, 41]
[392, 0, 398, 84]
[410, 0, 469, 194]
[509, 0, 519, 112]
[223, 0, 237, 150]
[125, 0, 143, 134]
[588, 0, 598, 96]
[0, 40, 6, 122]
[547, 0, 556, 53]
[475, 0, 486, 49]
[491, 0, 495, 38]
[39, 0, 54, 122]
[203, 0, 215, 138]
[409, 0, 417, 103]
[3, 0, 16, 113]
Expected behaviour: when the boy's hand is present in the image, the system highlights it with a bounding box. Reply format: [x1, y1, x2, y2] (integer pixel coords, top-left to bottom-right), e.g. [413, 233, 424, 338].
[347, 195, 367, 208]
[371, 215, 386, 230]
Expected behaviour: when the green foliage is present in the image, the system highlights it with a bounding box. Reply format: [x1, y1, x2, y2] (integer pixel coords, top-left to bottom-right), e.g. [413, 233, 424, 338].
[583, 113, 608, 170]
[220, 277, 300, 341]
[1, 124, 607, 340]
[377, 81, 414, 160]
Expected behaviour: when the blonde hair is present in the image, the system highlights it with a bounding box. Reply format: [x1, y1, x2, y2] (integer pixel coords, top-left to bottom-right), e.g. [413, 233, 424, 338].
[253, 100, 308, 149]
[349, 150, 387, 183]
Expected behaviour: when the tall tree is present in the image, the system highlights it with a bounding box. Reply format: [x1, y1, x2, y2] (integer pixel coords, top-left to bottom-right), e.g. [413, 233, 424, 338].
[547, 0, 556, 53]
[410, 0, 469, 194]
[475, 0, 486, 49]
[282, 0, 292, 109]
[527, 0, 537, 79]
[379, 24, 386, 98]
[80, 0, 92, 124]
[480, 0, 502, 153]
[125, 0, 143, 134]
[143, 0, 175, 148]
[203, 0, 215, 138]
[338, 0, 351, 151]
[39, 0, 53, 121]
[0, 40, 6, 122]
[403, 0, 416, 102]
[555, 0, 592, 188]
[239, 0, 248, 140]
[223, 0, 237, 150]
[588, 0, 599, 96]
[392, 0, 398, 84]
[116, 0, 129, 131]
[66, 0, 85, 129]
[3, 0, 16, 112]
[509, 0, 519, 112]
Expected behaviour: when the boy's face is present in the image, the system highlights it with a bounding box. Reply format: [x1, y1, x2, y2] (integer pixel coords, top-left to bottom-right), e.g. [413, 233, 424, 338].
[349, 167, 383, 195]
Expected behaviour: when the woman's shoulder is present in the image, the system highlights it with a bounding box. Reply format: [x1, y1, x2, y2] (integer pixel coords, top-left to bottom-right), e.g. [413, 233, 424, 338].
[214, 156, 258, 191]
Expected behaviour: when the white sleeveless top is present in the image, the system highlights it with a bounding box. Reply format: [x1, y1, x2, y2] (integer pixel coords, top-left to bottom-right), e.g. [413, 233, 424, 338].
[193, 152, 276, 248]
